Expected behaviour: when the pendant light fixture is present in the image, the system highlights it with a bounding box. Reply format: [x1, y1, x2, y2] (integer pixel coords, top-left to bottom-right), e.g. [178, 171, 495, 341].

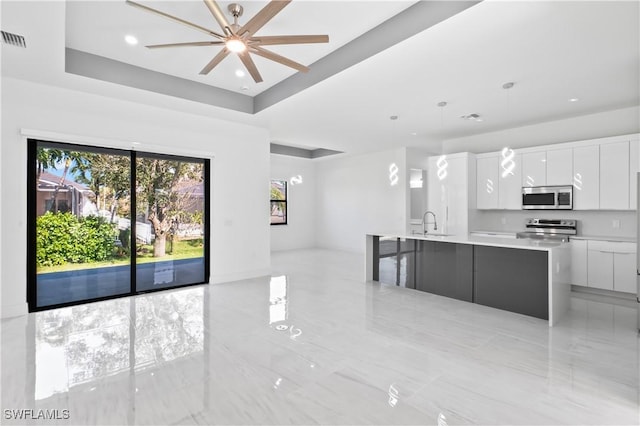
[501, 82, 516, 178]
[388, 115, 399, 186]
[436, 102, 448, 181]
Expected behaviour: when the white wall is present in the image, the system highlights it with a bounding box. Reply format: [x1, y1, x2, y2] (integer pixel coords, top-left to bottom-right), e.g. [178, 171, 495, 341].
[1, 77, 271, 318]
[315, 148, 407, 254]
[270, 154, 316, 251]
[442, 106, 640, 154]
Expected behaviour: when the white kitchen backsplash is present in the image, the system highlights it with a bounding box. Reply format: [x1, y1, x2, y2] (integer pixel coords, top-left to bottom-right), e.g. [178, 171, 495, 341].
[473, 210, 637, 239]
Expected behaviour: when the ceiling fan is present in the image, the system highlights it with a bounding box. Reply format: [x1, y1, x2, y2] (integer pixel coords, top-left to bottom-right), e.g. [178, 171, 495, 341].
[126, 0, 329, 83]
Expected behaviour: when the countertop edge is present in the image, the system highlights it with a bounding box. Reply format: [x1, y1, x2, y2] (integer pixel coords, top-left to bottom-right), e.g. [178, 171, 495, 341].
[471, 230, 636, 243]
[569, 235, 636, 243]
[368, 232, 563, 252]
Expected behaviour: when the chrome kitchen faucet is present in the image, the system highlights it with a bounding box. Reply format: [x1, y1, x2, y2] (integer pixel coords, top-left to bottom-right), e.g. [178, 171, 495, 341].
[422, 211, 437, 234]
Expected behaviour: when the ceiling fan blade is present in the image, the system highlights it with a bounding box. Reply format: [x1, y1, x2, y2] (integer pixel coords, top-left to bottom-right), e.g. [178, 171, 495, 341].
[238, 52, 263, 83]
[250, 46, 309, 73]
[238, 0, 291, 37]
[199, 48, 230, 75]
[203, 0, 233, 35]
[250, 35, 329, 46]
[147, 41, 225, 49]
[126, 0, 224, 40]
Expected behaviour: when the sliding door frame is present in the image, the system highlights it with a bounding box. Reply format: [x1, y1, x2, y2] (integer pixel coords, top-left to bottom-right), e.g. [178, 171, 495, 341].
[27, 139, 210, 312]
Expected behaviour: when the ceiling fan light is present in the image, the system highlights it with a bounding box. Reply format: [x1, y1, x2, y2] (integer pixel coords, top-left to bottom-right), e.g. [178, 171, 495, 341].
[226, 38, 246, 53]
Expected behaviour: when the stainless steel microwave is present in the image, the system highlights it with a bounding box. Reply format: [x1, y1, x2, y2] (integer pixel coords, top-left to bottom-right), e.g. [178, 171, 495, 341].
[522, 185, 573, 210]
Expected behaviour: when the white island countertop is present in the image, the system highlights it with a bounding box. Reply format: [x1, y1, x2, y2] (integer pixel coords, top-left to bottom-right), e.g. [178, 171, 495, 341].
[369, 232, 564, 251]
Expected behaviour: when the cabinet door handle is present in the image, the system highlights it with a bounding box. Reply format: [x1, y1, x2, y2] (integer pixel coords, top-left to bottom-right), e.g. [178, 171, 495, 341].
[615, 252, 633, 255]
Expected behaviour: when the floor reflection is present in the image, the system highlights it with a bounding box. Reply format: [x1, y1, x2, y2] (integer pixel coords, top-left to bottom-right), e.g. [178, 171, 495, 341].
[135, 290, 204, 369]
[2, 249, 639, 425]
[23, 287, 206, 424]
[269, 275, 303, 341]
[35, 299, 131, 400]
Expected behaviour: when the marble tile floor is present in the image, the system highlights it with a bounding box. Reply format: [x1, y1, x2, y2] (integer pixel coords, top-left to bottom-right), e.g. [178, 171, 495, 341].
[1, 248, 639, 425]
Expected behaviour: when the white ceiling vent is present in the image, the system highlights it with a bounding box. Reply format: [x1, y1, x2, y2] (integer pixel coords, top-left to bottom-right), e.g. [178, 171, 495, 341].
[1, 30, 26, 48]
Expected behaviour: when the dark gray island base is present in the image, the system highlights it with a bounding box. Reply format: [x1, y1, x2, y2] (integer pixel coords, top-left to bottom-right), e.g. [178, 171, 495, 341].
[367, 233, 570, 326]
[474, 245, 549, 321]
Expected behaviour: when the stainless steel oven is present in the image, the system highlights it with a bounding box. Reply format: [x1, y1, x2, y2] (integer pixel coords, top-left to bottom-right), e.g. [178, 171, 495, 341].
[522, 185, 573, 210]
[516, 218, 577, 242]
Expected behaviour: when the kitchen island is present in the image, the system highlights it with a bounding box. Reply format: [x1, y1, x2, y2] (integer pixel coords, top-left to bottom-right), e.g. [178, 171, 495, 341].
[365, 233, 571, 326]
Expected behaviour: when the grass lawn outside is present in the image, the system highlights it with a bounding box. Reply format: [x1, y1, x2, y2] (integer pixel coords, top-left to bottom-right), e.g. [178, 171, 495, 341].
[37, 239, 205, 274]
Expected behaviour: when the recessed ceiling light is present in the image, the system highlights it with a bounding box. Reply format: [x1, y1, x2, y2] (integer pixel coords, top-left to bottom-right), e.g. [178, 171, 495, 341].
[569, 98, 579, 102]
[124, 35, 138, 45]
[240, 86, 249, 91]
[235, 69, 245, 78]
[410, 132, 417, 136]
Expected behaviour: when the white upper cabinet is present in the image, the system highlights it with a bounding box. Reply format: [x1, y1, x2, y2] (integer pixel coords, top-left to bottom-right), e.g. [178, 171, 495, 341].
[476, 156, 499, 209]
[629, 139, 638, 209]
[600, 141, 629, 209]
[573, 145, 599, 210]
[546, 148, 573, 186]
[427, 155, 447, 233]
[498, 151, 522, 210]
[522, 151, 546, 187]
[446, 155, 471, 236]
[469, 134, 638, 213]
[428, 153, 471, 236]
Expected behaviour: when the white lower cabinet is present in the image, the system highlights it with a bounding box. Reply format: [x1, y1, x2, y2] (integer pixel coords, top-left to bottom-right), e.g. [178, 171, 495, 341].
[570, 239, 588, 286]
[587, 245, 614, 290]
[613, 251, 636, 293]
[586, 240, 636, 293]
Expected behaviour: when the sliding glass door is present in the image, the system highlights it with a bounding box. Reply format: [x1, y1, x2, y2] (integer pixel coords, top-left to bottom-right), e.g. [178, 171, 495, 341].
[135, 154, 206, 291]
[28, 140, 209, 311]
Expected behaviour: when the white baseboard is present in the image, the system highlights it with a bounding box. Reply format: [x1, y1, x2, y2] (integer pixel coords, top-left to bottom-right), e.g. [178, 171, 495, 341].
[211, 268, 272, 284]
[1, 302, 29, 319]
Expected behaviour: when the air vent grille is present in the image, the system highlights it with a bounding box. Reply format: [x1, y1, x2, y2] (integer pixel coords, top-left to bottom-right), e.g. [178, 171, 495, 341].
[1, 30, 26, 48]
[460, 113, 483, 122]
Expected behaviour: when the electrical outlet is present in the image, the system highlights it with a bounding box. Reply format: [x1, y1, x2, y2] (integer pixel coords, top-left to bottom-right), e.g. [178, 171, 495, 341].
[612, 219, 620, 229]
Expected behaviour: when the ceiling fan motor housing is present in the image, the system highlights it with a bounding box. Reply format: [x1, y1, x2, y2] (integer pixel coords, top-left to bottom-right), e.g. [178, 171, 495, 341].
[228, 3, 243, 18]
